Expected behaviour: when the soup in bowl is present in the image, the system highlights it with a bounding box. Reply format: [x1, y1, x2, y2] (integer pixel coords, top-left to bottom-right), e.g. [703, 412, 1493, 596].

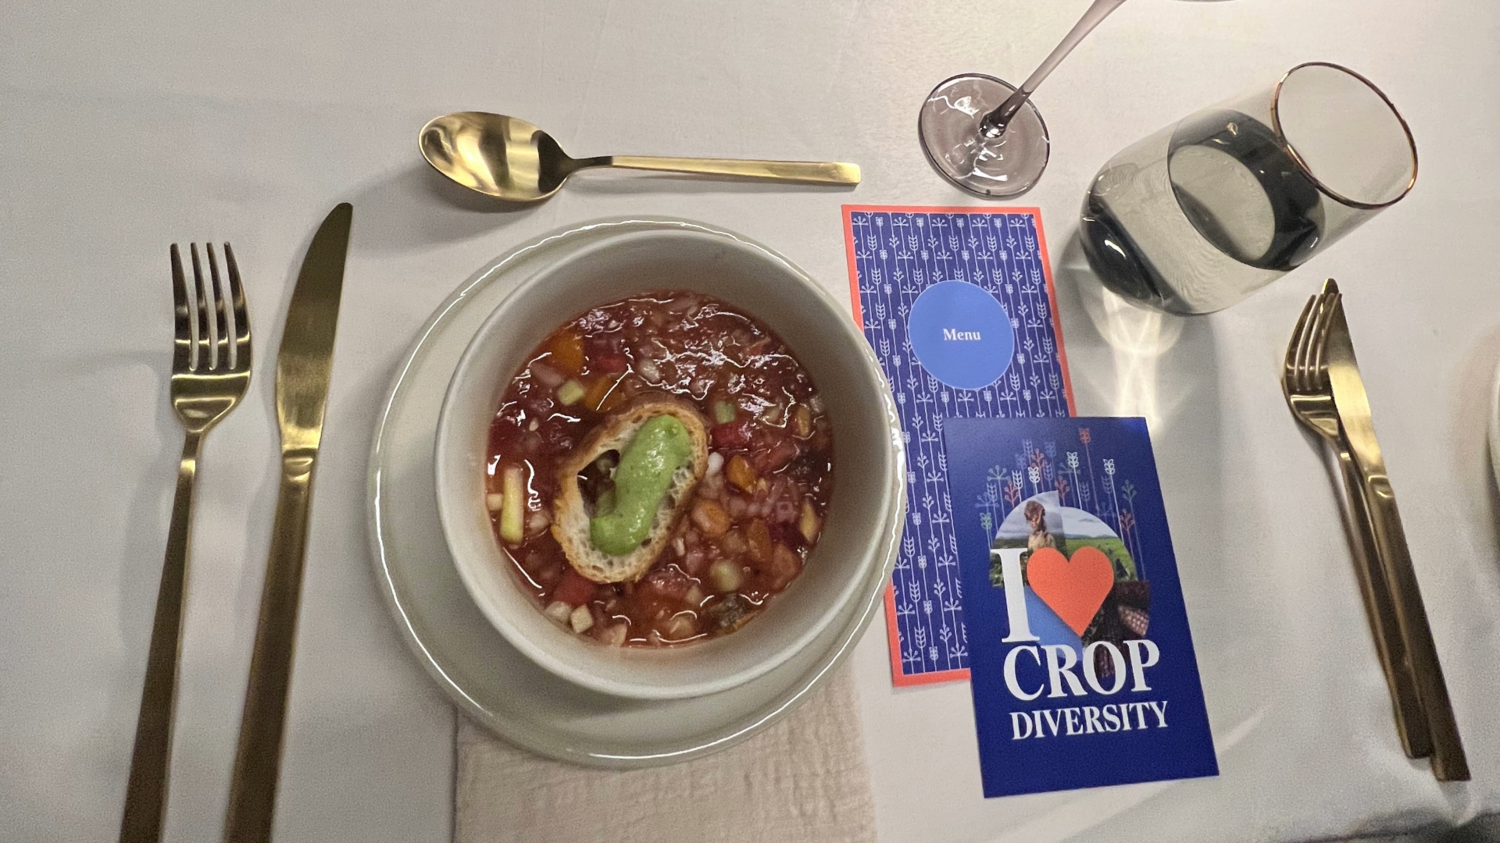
[435, 223, 902, 700]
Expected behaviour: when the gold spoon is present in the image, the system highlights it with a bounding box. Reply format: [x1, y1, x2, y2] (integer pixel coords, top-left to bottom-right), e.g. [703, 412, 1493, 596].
[419, 112, 860, 202]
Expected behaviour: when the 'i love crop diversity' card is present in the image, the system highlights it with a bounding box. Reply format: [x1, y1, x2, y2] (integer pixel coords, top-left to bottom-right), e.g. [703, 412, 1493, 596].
[942, 416, 1217, 797]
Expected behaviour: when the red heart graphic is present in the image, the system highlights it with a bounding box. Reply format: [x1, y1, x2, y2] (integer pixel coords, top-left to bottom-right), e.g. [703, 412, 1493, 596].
[1027, 546, 1115, 636]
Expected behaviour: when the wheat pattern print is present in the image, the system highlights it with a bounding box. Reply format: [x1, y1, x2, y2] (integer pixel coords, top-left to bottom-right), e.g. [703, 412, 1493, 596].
[844, 207, 1073, 684]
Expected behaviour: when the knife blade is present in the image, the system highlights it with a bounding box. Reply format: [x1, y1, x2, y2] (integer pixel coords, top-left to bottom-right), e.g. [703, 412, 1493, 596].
[1324, 283, 1468, 781]
[225, 203, 353, 842]
[275, 203, 351, 456]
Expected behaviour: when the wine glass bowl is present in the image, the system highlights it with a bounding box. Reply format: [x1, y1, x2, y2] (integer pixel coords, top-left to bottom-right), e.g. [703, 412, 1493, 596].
[1080, 61, 1417, 314]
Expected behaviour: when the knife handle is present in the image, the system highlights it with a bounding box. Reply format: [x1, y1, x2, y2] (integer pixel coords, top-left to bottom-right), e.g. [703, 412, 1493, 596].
[1335, 449, 1430, 758]
[225, 458, 315, 843]
[1360, 472, 1468, 781]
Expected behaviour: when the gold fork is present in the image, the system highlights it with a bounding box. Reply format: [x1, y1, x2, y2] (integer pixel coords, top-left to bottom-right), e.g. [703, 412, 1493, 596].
[1282, 287, 1430, 759]
[119, 244, 251, 843]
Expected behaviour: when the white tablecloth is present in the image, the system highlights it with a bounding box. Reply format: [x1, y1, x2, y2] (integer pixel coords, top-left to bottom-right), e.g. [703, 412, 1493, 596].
[3, 1, 1498, 841]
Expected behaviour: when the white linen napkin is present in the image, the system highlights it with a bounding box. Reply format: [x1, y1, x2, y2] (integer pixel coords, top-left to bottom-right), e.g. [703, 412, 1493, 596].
[455, 666, 876, 843]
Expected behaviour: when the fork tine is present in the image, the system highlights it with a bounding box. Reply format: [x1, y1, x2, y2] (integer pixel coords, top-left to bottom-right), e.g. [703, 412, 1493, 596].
[1309, 291, 1339, 390]
[1284, 295, 1316, 390]
[206, 245, 232, 371]
[224, 243, 251, 372]
[1301, 293, 1334, 393]
[171, 245, 193, 371]
[189, 244, 213, 372]
[1290, 292, 1314, 390]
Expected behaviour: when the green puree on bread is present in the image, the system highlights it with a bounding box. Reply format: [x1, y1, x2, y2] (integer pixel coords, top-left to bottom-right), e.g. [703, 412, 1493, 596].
[590, 414, 694, 555]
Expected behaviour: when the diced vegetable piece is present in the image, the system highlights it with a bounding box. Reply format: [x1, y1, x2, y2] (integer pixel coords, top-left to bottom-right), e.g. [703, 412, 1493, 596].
[691, 499, 731, 538]
[500, 465, 526, 543]
[754, 438, 800, 474]
[486, 492, 504, 512]
[713, 400, 737, 424]
[793, 404, 813, 438]
[710, 420, 754, 450]
[768, 543, 802, 590]
[636, 358, 661, 383]
[685, 585, 706, 606]
[569, 604, 594, 633]
[726, 455, 758, 491]
[708, 559, 744, 593]
[556, 379, 586, 406]
[529, 361, 565, 388]
[706, 452, 724, 476]
[583, 373, 625, 412]
[534, 561, 563, 587]
[799, 500, 821, 544]
[552, 569, 596, 606]
[597, 624, 628, 646]
[595, 352, 629, 374]
[641, 566, 692, 601]
[527, 509, 551, 536]
[704, 594, 754, 633]
[662, 613, 698, 641]
[746, 519, 772, 565]
[720, 529, 747, 557]
[546, 329, 585, 376]
[599, 383, 631, 413]
[543, 601, 573, 623]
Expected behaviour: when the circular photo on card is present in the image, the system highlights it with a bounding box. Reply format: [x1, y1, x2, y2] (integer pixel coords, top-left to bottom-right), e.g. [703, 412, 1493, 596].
[990, 492, 1138, 585]
[985, 490, 1150, 672]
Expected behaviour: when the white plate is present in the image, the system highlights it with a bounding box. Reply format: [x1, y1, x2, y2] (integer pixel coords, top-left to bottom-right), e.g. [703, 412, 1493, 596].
[366, 218, 903, 768]
[1490, 360, 1500, 492]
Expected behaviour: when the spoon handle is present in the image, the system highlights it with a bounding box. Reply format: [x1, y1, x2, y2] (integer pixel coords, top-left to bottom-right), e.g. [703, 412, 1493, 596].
[598, 156, 860, 185]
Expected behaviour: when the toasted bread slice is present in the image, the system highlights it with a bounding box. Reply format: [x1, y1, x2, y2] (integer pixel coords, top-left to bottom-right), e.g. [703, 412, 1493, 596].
[551, 394, 709, 583]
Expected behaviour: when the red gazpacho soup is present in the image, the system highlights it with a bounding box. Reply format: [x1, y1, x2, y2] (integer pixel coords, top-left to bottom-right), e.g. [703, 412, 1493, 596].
[485, 291, 833, 647]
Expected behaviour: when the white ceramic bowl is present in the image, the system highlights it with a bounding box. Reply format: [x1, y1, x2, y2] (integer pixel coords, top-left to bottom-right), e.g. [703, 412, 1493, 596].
[434, 220, 903, 700]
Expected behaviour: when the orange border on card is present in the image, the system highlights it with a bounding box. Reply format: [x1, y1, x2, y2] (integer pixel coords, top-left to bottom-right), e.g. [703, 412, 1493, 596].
[841, 204, 1077, 687]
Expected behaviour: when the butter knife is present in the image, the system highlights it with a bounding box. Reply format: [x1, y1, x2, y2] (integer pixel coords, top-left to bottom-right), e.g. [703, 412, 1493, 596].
[1324, 285, 1468, 781]
[224, 203, 353, 841]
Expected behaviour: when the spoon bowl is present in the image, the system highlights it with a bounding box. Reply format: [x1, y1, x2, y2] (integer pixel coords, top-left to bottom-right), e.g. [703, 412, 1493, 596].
[420, 113, 580, 202]
[420, 111, 859, 203]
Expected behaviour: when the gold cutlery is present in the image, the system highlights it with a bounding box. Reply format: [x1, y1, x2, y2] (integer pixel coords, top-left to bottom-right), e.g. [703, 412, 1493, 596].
[1282, 287, 1428, 759]
[1320, 279, 1468, 781]
[419, 111, 860, 202]
[224, 204, 352, 843]
[121, 244, 252, 843]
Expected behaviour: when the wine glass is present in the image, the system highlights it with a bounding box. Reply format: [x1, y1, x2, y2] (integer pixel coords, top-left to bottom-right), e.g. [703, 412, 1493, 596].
[1081, 62, 1417, 313]
[919, 0, 1129, 198]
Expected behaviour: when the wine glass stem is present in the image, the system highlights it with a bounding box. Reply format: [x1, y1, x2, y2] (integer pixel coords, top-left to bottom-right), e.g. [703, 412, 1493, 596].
[980, 0, 1130, 136]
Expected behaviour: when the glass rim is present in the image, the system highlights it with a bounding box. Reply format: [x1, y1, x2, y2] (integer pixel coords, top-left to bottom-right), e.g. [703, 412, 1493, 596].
[1269, 60, 1419, 211]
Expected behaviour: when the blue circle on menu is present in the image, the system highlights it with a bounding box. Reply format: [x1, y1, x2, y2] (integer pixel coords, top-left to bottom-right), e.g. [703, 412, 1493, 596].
[906, 280, 1015, 390]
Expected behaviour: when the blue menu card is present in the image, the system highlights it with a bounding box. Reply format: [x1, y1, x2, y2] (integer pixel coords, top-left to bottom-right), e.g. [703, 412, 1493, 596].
[843, 205, 1074, 686]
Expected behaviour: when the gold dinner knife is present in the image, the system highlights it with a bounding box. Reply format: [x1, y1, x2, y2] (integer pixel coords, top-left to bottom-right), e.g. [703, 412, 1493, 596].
[224, 203, 353, 841]
[1324, 286, 1468, 781]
